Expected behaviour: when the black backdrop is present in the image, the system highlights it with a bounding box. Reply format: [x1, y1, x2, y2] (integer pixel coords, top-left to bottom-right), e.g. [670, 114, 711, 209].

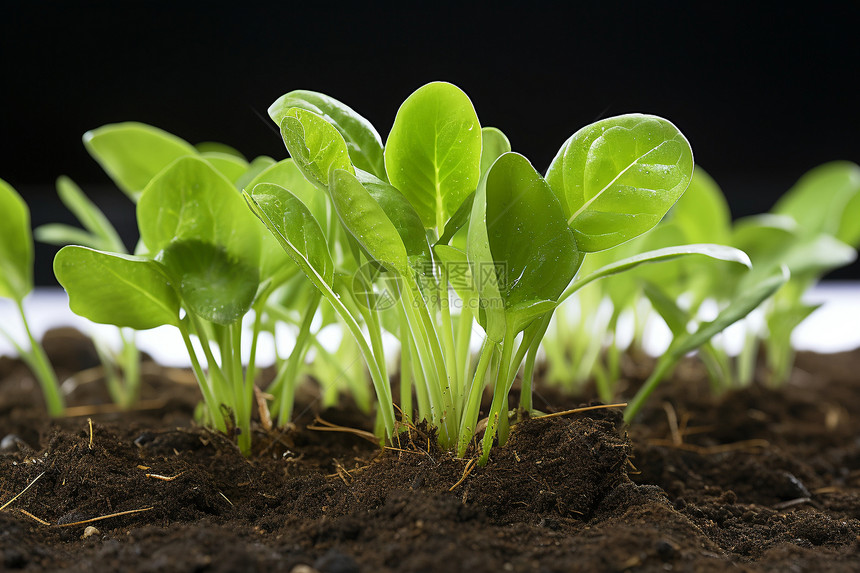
[2, 2, 858, 284]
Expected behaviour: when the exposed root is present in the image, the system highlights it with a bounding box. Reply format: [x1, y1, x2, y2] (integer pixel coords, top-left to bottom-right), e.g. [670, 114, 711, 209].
[0, 471, 45, 512]
[537, 402, 627, 419]
[57, 507, 153, 528]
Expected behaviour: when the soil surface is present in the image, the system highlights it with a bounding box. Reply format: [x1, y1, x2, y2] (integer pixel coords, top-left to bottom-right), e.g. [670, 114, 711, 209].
[2, 329, 860, 572]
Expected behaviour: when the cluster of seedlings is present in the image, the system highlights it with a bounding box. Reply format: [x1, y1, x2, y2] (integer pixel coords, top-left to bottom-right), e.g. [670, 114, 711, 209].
[1, 82, 858, 463]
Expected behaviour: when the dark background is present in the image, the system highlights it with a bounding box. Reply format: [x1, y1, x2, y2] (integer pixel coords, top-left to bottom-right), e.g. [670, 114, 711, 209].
[2, 2, 858, 284]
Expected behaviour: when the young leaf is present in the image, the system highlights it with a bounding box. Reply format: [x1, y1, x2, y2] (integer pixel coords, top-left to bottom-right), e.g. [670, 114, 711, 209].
[83, 122, 197, 200]
[201, 151, 249, 183]
[55, 176, 125, 252]
[54, 246, 179, 329]
[329, 169, 410, 276]
[157, 240, 258, 325]
[673, 265, 790, 356]
[195, 141, 247, 160]
[467, 165, 505, 343]
[243, 158, 330, 232]
[669, 166, 731, 245]
[480, 127, 511, 176]
[384, 82, 482, 231]
[772, 161, 860, 245]
[435, 191, 475, 247]
[484, 153, 581, 311]
[0, 178, 33, 302]
[546, 114, 694, 252]
[269, 90, 386, 179]
[355, 169, 432, 269]
[137, 156, 262, 268]
[35, 224, 106, 250]
[247, 183, 334, 285]
[560, 244, 751, 304]
[235, 155, 277, 192]
[279, 108, 354, 191]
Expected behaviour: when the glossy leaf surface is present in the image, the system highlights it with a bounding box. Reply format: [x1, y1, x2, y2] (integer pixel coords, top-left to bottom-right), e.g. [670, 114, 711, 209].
[330, 169, 410, 276]
[269, 90, 386, 178]
[248, 183, 334, 285]
[546, 114, 693, 252]
[485, 153, 580, 309]
[158, 240, 258, 325]
[54, 246, 179, 329]
[280, 108, 354, 191]
[385, 82, 482, 231]
[137, 156, 261, 267]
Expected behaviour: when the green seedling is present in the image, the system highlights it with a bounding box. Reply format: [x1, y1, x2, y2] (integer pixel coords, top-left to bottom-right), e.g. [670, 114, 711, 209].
[735, 161, 860, 384]
[35, 176, 141, 409]
[250, 81, 752, 465]
[0, 179, 64, 416]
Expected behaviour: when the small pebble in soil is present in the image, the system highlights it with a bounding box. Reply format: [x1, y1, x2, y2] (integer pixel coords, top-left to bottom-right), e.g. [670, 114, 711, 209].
[290, 566, 320, 573]
[0, 434, 25, 452]
[81, 526, 99, 539]
[313, 549, 360, 573]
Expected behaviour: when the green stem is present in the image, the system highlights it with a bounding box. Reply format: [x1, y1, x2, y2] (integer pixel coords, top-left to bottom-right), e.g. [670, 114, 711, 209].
[178, 319, 226, 431]
[455, 303, 474, 389]
[457, 337, 495, 457]
[399, 289, 446, 437]
[479, 324, 516, 465]
[275, 292, 321, 426]
[14, 300, 63, 417]
[229, 322, 252, 456]
[519, 315, 551, 416]
[438, 268, 460, 420]
[623, 354, 677, 424]
[119, 329, 140, 408]
[736, 329, 759, 387]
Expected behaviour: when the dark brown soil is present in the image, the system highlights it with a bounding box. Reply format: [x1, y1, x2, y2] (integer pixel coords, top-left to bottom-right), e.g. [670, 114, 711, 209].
[2, 329, 860, 572]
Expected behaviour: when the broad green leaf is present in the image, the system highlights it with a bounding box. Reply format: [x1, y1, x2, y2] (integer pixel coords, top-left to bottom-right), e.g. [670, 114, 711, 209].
[355, 169, 432, 269]
[195, 142, 247, 160]
[0, 178, 33, 301]
[269, 90, 386, 179]
[781, 234, 856, 278]
[280, 108, 354, 191]
[485, 153, 581, 309]
[248, 183, 334, 285]
[243, 158, 329, 232]
[384, 82, 482, 231]
[546, 114, 694, 252]
[670, 166, 731, 245]
[35, 224, 105, 250]
[54, 246, 179, 329]
[83, 122, 197, 200]
[480, 127, 511, 176]
[561, 244, 751, 304]
[137, 156, 262, 268]
[773, 161, 860, 245]
[201, 151, 249, 183]
[235, 156, 277, 192]
[674, 265, 789, 356]
[329, 169, 410, 276]
[157, 240, 258, 325]
[55, 176, 125, 252]
[467, 163, 505, 343]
